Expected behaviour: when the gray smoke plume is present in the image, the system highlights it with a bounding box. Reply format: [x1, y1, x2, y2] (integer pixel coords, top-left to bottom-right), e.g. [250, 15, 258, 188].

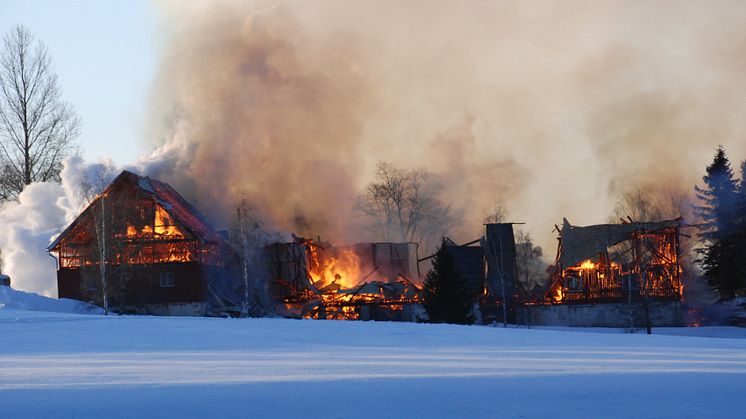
[149, 0, 746, 252]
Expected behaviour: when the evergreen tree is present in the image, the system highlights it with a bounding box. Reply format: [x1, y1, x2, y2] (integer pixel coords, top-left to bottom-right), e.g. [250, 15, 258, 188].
[423, 239, 475, 325]
[734, 160, 746, 229]
[695, 146, 743, 299]
[728, 160, 746, 294]
[695, 146, 737, 240]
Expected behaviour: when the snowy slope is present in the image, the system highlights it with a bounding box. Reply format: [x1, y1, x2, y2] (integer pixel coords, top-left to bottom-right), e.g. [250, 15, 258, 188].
[1, 308, 745, 418]
[0, 285, 102, 314]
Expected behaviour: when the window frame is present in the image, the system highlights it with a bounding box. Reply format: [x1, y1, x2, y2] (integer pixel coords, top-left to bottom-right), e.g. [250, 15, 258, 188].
[160, 272, 175, 288]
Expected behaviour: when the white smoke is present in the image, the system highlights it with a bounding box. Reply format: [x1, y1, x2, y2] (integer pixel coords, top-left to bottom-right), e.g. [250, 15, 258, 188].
[0, 182, 66, 296]
[0, 156, 122, 296]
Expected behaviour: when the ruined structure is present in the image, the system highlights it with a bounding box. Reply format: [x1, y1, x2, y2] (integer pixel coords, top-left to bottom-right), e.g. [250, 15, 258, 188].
[264, 238, 423, 320]
[48, 171, 240, 316]
[247, 224, 520, 322]
[426, 223, 520, 324]
[521, 218, 684, 327]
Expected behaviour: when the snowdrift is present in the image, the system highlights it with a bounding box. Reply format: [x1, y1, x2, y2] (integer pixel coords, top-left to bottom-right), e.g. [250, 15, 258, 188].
[0, 285, 102, 314]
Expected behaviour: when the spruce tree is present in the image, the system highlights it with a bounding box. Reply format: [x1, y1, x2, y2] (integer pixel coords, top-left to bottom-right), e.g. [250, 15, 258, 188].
[695, 146, 737, 240]
[695, 146, 742, 299]
[728, 160, 746, 295]
[423, 239, 475, 325]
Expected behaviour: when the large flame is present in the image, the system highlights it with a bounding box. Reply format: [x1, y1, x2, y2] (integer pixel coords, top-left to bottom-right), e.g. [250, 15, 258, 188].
[308, 247, 362, 289]
[116, 205, 194, 264]
[155, 206, 185, 239]
[295, 240, 422, 320]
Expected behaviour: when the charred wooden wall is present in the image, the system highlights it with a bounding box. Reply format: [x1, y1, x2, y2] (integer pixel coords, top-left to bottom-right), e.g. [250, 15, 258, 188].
[445, 245, 485, 299]
[484, 223, 518, 299]
[57, 263, 208, 308]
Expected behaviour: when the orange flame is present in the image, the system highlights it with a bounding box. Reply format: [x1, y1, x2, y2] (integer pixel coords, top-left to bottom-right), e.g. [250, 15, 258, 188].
[579, 260, 596, 270]
[155, 206, 185, 238]
[309, 247, 362, 289]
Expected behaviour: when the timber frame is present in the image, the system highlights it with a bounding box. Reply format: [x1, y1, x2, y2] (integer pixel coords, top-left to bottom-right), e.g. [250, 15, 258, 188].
[544, 218, 683, 305]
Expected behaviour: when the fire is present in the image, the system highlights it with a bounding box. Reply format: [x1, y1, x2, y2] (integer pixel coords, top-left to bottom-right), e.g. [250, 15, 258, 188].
[155, 206, 185, 238]
[579, 260, 596, 270]
[118, 206, 194, 264]
[553, 286, 563, 302]
[308, 247, 362, 289]
[547, 226, 682, 305]
[288, 239, 423, 320]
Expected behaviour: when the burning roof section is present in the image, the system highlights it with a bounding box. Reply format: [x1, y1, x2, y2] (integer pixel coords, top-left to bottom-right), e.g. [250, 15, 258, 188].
[48, 170, 229, 268]
[558, 218, 682, 269]
[49, 171, 222, 251]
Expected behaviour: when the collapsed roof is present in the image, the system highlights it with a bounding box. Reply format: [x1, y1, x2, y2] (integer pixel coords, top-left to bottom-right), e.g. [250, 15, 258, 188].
[558, 217, 682, 268]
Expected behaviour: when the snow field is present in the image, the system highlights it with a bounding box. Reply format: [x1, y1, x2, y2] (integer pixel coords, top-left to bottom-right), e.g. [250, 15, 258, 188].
[1, 308, 745, 418]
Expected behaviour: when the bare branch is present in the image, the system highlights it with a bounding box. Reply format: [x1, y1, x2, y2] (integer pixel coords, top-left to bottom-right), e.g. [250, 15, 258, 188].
[357, 162, 452, 250]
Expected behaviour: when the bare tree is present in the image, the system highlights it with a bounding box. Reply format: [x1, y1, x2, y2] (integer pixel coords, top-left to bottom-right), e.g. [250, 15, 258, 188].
[357, 162, 451, 248]
[612, 187, 689, 223]
[482, 205, 546, 291]
[79, 167, 112, 314]
[232, 199, 275, 317]
[483, 203, 509, 224]
[514, 229, 546, 290]
[0, 25, 79, 201]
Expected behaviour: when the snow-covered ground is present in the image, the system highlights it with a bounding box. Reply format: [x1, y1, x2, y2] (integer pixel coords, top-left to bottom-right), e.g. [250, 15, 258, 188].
[1, 301, 745, 418]
[0, 285, 102, 314]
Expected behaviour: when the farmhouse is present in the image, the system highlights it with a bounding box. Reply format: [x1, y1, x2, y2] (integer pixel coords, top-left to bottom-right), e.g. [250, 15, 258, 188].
[47, 171, 241, 316]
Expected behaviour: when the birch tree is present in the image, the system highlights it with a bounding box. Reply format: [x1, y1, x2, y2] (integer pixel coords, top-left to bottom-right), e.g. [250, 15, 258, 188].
[232, 200, 274, 317]
[79, 167, 113, 314]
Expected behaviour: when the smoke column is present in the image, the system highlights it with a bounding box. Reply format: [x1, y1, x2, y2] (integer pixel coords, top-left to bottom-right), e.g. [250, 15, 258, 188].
[148, 0, 746, 252]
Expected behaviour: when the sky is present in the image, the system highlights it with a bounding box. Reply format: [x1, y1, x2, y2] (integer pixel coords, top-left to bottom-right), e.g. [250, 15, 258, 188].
[0, 0, 158, 166]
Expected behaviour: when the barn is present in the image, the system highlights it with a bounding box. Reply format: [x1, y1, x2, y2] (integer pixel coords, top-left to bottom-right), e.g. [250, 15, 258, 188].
[47, 170, 241, 316]
[520, 218, 685, 327]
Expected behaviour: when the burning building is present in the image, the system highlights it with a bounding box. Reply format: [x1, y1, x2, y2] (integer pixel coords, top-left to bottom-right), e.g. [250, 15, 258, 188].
[50, 175, 685, 329]
[46, 169, 518, 322]
[261, 223, 520, 322]
[520, 218, 684, 327]
[263, 238, 424, 321]
[47, 171, 240, 316]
